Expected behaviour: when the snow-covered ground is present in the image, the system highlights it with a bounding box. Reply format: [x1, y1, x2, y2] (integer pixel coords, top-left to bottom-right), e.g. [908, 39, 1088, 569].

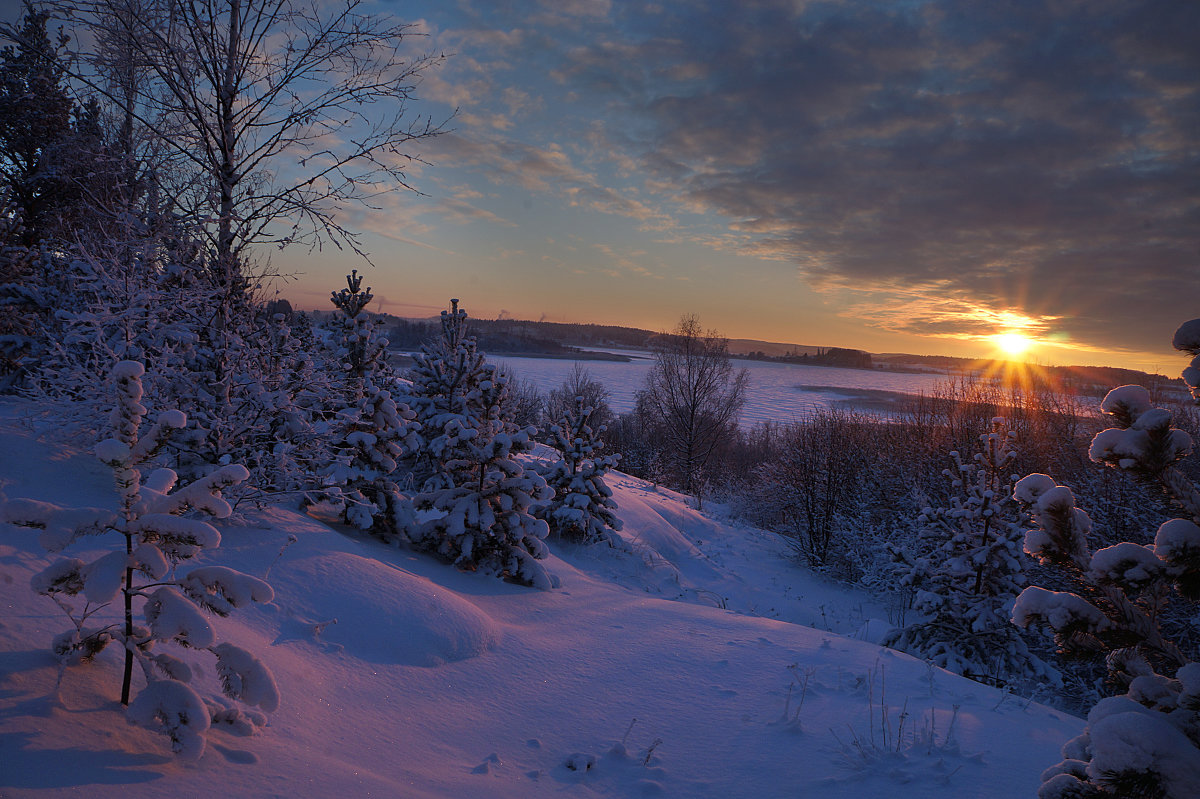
[0, 402, 1082, 798]
[492, 352, 950, 424]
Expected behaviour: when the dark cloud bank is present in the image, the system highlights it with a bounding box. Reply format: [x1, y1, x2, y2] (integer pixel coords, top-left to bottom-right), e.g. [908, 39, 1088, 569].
[475, 0, 1199, 359]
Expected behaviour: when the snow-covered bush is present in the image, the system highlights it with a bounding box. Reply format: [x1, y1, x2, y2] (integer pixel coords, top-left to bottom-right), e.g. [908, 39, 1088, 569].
[406, 300, 556, 588]
[537, 395, 625, 547]
[0, 361, 277, 759]
[316, 271, 419, 533]
[1011, 319, 1200, 799]
[886, 418, 1055, 688]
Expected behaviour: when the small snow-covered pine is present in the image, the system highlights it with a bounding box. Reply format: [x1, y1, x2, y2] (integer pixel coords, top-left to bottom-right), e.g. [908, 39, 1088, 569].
[316, 272, 420, 535]
[887, 418, 1055, 689]
[0, 361, 276, 760]
[407, 301, 556, 588]
[536, 395, 625, 547]
[402, 298, 490, 491]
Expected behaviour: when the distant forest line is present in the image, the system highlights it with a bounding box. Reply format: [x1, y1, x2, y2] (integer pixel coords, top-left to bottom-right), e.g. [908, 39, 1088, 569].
[351, 312, 1177, 393]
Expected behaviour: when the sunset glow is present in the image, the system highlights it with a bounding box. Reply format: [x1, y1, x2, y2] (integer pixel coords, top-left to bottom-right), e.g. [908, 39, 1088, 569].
[993, 332, 1034, 359]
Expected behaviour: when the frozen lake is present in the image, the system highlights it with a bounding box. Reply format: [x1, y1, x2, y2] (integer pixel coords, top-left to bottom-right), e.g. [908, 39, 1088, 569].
[492, 350, 951, 426]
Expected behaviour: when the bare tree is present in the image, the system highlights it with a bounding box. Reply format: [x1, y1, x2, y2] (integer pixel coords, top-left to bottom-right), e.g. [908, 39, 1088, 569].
[753, 410, 869, 566]
[638, 314, 749, 503]
[544, 362, 613, 434]
[47, 0, 447, 274]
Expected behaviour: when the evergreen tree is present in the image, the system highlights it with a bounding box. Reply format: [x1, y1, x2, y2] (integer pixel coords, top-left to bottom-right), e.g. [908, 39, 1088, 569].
[0, 205, 45, 389]
[0, 2, 74, 243]
[0, 361, 277, 759]
[1010, 320, 1200, 799]
[887, 417, 1055, 687]
[320, 270, 418, 533]
[237, 308, 327, 494]
[406, 300, 556, 588]
[405, 299, 491, 489]
[537, 395, 624, 547]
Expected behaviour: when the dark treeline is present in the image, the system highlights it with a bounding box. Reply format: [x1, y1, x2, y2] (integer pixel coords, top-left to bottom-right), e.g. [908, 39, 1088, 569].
[385, 317, 650, 350]
[741, 346, 872, 368]
[386, 317, 635, 360]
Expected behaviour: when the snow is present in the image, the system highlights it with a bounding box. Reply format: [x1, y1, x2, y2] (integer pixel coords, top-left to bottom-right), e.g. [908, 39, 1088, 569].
[1087, 542, 1165, 589]
[0, 497, 115, 552]
[180, 566, 274, 615]
[1012, 473, 1057, 504]
[93, 437, 131, 464]
[211, 643, 280, 712]
[110, 360, 146, 381]
[80, 550, 129, 603]
[1154, 518, 1200, 562]
[269, 551, 502, 666]
[1089, 424, 1192, 469]
[1011, 586, 1110, 633]
[143, 587, 216, 648]
[1099, 384, 1152, 419]
[1085, 697, 1200, 795]
[125, 679, 210, 760]
[0, 401, 1083, 798]
[30, 557, 86, 596]
[1173, 318, 1200, 354]
[157, 409, 187, 429]
[492, 353, 950, 425]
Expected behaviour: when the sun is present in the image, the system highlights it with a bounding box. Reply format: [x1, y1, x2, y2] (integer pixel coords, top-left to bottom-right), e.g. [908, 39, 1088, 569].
[993, 331, 1034, 358]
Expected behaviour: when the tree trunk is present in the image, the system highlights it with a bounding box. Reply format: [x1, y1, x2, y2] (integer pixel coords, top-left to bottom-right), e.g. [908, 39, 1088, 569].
[120, 533, 134, 705]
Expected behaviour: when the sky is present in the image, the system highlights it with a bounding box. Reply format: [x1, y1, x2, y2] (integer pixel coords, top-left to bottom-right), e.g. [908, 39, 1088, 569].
[4, 0, 1198, 371]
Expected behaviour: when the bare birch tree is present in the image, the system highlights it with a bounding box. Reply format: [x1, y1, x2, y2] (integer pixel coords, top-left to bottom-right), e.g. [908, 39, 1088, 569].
[638, 314, 749, 503]
[47, 0, 447, 273]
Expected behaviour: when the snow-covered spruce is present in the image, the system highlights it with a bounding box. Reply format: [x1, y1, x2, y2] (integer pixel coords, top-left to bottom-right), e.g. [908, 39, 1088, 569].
[403, 298, 489, 490]
[885, 418, 1055, 689]
[536, 395, 626, 547]
[406, 300, 556, 588]
[1010, 325, 1200, 799]
[0, 361, 276, 759]
[315, 271, 419, 534]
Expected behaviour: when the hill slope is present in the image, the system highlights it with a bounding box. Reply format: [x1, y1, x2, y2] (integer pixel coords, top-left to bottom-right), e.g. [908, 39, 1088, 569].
[0, 402, 1081, 798]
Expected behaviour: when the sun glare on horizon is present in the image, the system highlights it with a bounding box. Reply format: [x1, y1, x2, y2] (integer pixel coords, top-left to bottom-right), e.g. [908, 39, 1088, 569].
[993, 331, 1034, 358]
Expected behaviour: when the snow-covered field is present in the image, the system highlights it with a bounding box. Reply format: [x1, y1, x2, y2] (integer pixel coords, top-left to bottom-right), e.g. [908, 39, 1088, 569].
[0, 401, 1082, 798]
[493, 353, 950, 424]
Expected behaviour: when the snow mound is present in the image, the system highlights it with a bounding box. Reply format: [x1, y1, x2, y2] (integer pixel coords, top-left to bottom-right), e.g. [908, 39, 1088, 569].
[613, 482, 713, 567]
[271, 551, 500, 666]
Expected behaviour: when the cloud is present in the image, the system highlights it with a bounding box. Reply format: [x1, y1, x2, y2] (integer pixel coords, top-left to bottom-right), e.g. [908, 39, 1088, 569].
[591, 242, 660, 279]
[531, 0, 1199, 356]
[427, 132, 672, 226]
